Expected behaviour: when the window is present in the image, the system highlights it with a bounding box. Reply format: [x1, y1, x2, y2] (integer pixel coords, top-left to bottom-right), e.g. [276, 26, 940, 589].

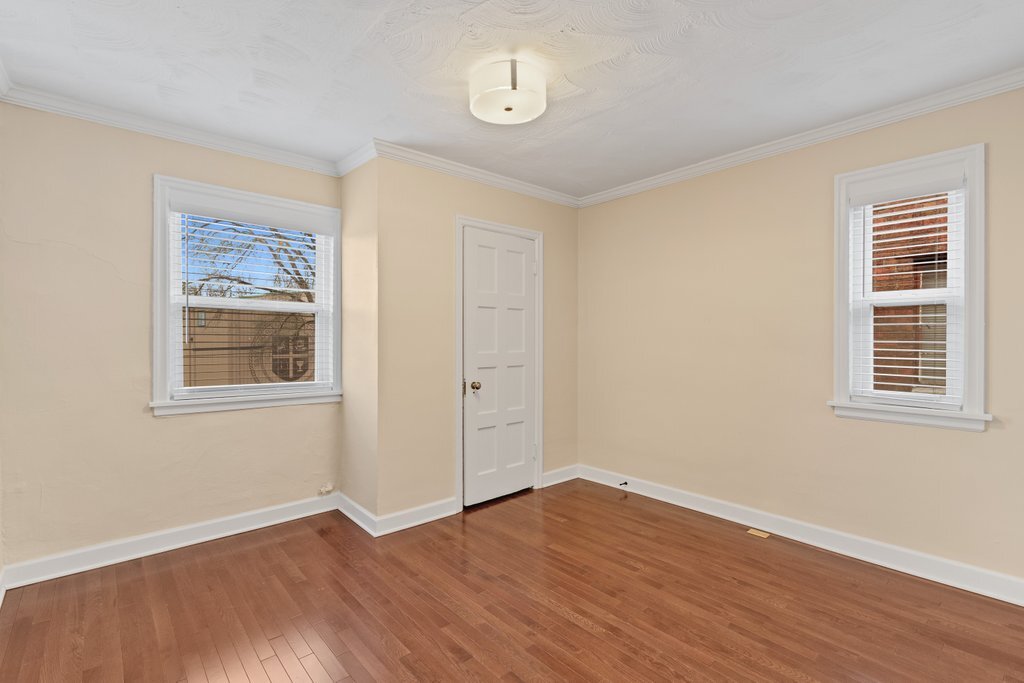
[831, 145, 989, 431]
[152, 177, 341, 415]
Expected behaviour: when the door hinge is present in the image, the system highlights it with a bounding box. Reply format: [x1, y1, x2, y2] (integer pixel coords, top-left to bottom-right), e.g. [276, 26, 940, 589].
[462, 380, 466, 397]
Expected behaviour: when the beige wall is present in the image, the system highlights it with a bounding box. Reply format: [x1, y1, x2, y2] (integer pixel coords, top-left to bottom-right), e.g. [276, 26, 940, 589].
[332, 156, 582, 517]
[4, 85, 1019, 580]
[0, 103, 342, 564]
[338, 159, 380, 512]
[578, 88, 1024, 578]
[0, 102, 578, 563]
[376, 158, 578, 514]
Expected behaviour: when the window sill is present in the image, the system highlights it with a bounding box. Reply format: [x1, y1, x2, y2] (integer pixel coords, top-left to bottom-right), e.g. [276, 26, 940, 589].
[151, 391, 342, 416]
[828, 401, 992, 432]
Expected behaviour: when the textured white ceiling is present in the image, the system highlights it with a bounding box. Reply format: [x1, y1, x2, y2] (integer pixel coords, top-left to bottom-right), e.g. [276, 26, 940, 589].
[2, 0, 1023, 196]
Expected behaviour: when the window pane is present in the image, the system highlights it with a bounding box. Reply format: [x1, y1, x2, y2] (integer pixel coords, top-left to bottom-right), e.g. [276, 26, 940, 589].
[178, 213, 317, 302]
[871, 193, 948, 292]
[181, 308, 316, 388]
[872, 304, 946, 393]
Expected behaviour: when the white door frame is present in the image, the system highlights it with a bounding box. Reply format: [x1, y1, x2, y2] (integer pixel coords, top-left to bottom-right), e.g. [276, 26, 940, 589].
[454, 215, 544, 509]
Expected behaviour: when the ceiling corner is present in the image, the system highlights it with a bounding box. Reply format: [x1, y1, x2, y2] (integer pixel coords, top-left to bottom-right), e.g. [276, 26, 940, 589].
[335, 141, 379, 176]
[370, 139, 581, 208]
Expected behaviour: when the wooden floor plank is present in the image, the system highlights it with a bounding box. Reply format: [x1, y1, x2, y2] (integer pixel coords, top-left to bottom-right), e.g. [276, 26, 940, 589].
[259, 655, 291, 683]
[299, 652, 334, 683]
[269, 635, 313, 683]
[0, 480, 1022, 680]
[0, 589, 24, 669]
[293, 616, 349, 681]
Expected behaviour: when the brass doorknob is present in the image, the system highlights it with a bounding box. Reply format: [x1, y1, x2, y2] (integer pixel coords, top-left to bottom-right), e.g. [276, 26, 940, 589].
[470, 381, 482, 391]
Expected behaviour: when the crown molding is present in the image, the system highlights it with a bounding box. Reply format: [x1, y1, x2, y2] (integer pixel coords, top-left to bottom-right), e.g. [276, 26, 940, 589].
[578, 65, 1024, 208]
[369, 139, 581, 207]
[0, 56, 579, 204]
[0, 78, 339, 177]
[333, 139, 581, 207]
[335, 141, 378, 175]
[2, 52, 1022, 206]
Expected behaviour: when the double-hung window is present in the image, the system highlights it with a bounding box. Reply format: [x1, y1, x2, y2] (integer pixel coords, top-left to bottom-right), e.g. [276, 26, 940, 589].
[831, 145, 990, 431]
[152, 177, 341, 415]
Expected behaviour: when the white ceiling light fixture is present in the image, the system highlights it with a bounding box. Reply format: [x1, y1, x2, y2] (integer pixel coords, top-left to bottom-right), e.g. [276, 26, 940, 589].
[469, 58, 547, 125]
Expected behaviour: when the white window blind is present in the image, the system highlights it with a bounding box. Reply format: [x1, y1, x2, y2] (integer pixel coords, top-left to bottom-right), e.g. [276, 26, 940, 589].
[849, 190, 964, 408]
[169, 213, 335, 399]
[152, 176, 341, 415]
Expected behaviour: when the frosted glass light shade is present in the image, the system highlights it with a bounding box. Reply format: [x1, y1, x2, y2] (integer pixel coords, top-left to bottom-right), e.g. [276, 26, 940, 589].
[469, 59, 546, 125]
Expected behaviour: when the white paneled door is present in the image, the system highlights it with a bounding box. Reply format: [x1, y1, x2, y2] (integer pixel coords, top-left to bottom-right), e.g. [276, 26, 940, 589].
[462, 224, 539, 506]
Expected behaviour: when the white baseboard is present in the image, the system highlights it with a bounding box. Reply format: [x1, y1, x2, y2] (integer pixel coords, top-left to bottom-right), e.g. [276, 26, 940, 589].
[337, 467, 595, 536]
[541, 464, 581, 488]
[5, 469, 1019, 610]
[576, 465, 1024, 608]
[336, 492, 461, 537]
[375, 497, 461, 535]
[0, 490, 464, 594]
[335, 493, 379, 536]
[3, 493, 344, 591]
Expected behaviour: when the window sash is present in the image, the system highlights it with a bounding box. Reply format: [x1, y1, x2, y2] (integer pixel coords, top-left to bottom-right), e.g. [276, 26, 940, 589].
[169, 295, 321, 313]
[170, 379, 334, 401]
[849, 297, 964, 409]
[848, 189, 965, 409]
[167, 304, 334, 399]
[168, 211, 336, 401]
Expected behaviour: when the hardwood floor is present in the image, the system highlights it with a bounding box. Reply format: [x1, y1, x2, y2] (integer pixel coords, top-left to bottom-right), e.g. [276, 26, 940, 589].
[1, 479, 1023, 681]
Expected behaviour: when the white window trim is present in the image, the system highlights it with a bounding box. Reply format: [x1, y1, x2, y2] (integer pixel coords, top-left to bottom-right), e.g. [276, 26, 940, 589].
[830, 145, 991, 431]
[151, 176, 342, 416]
